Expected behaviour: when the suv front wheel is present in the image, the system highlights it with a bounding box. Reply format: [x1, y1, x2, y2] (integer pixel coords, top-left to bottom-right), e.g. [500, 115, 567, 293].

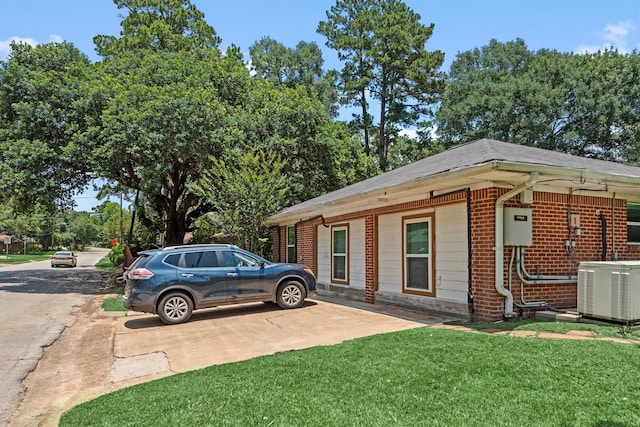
[158, 292, 193, 324]
[276, 282, 305, 309]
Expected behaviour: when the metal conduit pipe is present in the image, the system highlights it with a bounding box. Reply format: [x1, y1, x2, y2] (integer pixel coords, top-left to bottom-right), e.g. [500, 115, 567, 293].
[495, 171, 539, 318]
[516, 248, 577, 285]
[518, 247, 577, 281]
[510, 247, 549, 309]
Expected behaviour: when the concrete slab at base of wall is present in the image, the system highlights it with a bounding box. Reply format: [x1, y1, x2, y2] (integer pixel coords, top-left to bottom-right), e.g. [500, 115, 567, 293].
[375, 291, 470, 321]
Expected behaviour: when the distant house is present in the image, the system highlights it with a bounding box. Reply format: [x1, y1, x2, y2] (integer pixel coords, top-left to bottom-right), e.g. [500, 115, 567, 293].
[265, 139, 640, 321]
[0, 234, 23, 255]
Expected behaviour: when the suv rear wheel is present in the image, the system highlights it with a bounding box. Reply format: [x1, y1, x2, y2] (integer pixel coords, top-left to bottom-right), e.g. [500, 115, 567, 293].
[277, 282, 305, 309]
[158, 292, 193, 324]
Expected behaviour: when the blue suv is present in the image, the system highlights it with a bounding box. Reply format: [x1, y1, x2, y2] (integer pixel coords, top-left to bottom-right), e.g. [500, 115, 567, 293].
[123, 244, 317, 324]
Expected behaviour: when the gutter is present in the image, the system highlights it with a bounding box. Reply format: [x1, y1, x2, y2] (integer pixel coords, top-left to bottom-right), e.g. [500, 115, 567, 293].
[495, 171, 539, 318]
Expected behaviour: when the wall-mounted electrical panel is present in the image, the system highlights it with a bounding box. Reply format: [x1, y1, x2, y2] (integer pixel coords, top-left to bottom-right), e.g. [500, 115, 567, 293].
[504, 207, 533, 246]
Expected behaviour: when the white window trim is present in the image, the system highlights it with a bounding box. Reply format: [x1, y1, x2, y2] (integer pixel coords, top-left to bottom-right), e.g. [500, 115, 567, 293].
[403, 215, 434, 297]
[331, 225, 349, 284]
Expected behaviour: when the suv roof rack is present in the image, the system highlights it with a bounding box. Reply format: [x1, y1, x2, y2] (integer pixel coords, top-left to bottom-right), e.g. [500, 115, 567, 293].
[160, 243, 238, 251]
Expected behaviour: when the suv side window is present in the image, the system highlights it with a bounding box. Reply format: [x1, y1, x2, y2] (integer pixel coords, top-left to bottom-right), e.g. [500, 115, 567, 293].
[198, 250, 220, 267]
[184, 252, 201, 268]
[223, 251, 259, 267]
[164, 253, 181, 266]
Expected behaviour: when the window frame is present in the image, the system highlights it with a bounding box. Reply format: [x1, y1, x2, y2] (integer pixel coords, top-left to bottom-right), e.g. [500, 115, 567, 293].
[331, 224, 349, 285]
[627, 203, 640, 245]
[402, 214, 435, 297]
[286, 226, 296, 262]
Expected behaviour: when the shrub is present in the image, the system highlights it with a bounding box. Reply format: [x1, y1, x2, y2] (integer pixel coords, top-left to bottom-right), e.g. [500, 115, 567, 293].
[109, 243, 125, 266]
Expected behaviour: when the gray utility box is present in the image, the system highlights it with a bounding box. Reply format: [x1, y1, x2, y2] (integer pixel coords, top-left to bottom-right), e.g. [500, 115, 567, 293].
[503, 207, 533, 246]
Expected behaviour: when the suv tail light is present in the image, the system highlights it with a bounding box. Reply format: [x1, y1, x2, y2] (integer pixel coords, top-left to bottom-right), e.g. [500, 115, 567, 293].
[127, 268, 154, 280]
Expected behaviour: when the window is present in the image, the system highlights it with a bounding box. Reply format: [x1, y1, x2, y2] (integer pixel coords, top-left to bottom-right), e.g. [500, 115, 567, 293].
[403, 215, 434, 296]
[331, 225, 348, 284]
[198, 251, 220, 267]
[223, 251, 259, 268]
[628, 203, 640, 244]
[287, 226, 296, 263]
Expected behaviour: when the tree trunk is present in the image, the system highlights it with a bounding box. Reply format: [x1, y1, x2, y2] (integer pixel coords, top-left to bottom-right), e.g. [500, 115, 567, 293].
[361, 86, 370, 156]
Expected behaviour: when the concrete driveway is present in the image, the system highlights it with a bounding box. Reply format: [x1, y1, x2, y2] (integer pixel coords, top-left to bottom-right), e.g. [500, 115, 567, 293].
[9, 294, 451, 426]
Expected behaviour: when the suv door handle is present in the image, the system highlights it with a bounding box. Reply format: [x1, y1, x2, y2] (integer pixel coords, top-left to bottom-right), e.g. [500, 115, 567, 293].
[227, 272, 238, 277]
[181, 273, 194, 278]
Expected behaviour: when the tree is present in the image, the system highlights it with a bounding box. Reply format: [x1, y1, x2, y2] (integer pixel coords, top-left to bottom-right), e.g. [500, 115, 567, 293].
[68, 211, 102, 247]
[81, 0, 249, 246]
[249, 37, 339, 116]
[190, 150, 288, 254]
[436, 39, 640, 161]
[236, 79, 377, 205]
[83, 49, 249, 246]
[318, 0, 445, 170]
[0, 41, 93, 212]
[94, 0, 221, 57]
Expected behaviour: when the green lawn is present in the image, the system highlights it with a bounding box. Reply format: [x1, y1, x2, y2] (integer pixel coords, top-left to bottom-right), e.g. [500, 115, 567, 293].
[60, 326, 640, 426]
[101, 295, 127, 312]
[0, 252, 54, 265]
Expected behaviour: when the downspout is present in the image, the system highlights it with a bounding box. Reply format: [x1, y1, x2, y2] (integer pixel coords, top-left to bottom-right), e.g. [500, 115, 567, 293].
[597, 212, 607, 261]
[466, 188, 474, 313]
[293, 215, 330, 264]
[495, 171, 539, 318]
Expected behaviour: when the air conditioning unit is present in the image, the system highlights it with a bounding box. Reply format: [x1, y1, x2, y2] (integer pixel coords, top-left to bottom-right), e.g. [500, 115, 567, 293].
[577, 261, 640, 323]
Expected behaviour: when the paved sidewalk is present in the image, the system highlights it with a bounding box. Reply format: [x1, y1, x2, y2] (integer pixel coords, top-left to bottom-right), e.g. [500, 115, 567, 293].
[432, 324, 639, 345]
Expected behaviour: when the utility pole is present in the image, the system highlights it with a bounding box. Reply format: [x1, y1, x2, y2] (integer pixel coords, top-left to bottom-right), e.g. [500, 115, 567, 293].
[119, 193, 123, 243]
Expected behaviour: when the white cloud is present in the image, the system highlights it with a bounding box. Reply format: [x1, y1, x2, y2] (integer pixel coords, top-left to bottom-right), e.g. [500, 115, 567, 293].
[576, 21, 637, 54]
[0, 34, 64, 60]
[48, 34, 63, 43]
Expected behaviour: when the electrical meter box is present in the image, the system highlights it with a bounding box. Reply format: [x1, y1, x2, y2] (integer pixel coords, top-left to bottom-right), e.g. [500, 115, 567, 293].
[504, 207, 533, 246]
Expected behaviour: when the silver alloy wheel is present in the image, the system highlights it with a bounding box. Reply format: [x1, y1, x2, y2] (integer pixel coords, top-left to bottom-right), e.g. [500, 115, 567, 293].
[158, 292, 193, 324]
[277, 282, 304, 309]
[164, 296, 188, 319]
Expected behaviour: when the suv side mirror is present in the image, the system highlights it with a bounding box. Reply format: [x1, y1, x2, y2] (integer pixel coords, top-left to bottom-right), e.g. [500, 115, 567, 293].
[259, 261, 265, 269]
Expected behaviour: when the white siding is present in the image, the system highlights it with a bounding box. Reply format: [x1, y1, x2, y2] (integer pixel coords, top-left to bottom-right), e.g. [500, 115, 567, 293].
[317, 226, 330, 283]
[316, 219, 366, 289]
[434, 204, 468, 303]
[377, 212, 404, 293]
[377, 204, 468, 303]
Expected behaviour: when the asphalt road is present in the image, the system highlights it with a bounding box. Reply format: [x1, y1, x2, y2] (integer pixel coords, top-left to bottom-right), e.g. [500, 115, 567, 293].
[0, 247, 110, 427]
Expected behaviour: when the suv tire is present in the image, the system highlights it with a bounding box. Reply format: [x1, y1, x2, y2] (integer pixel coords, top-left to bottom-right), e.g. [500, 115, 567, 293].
[158, 292, 193, 324]
[276, 282, 305, 309]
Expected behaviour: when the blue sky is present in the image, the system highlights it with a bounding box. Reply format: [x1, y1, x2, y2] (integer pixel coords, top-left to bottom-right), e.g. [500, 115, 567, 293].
[1, 0, 639, 210]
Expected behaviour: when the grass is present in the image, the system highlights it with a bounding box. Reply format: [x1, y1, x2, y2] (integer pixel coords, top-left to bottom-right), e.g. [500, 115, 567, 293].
[60, 326, 640, 426]
[0, 252, 54, 265]
[101, 295, 127, 312]
[96, 256, 119, 271]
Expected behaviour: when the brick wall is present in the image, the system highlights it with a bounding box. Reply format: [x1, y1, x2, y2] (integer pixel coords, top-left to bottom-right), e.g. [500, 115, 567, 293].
[272, 187, 639, 321]
[471, 189, 638, 321]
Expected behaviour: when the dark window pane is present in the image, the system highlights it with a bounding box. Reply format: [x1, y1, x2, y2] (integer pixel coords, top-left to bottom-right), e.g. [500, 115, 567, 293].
[198, 251, 219, 267]
[287, 227, 295, 245]
[333, 255, 346, 280]
[628, 204, 640, 222]
[287, 247, 296, 263]
[628, 224, 640, 243]
[406, 222, 429, 254]
[407, 258, 429, 290]
[164, 254, 180, 266]
[184, 252, 200, 268]
[333, 229, 346, 254]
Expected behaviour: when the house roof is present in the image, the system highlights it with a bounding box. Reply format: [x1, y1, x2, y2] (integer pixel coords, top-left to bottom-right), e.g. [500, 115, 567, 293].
[267, 138, 640, 224]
